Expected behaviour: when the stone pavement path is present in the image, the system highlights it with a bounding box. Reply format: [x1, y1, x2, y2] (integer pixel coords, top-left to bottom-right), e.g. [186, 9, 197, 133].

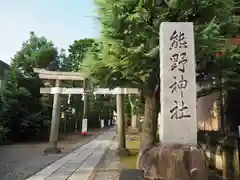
[27, 128, 115, 180]
[90, 137, 120, 180]
[90, 134, 223, 180]
[0, 128, 108, 180]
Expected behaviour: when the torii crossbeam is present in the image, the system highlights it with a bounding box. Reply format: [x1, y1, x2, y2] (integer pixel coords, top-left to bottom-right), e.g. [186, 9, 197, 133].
[33, 68, 139, 154]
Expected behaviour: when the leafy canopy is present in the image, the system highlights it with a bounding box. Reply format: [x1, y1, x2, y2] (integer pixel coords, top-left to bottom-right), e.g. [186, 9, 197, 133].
[0, 32, 60, 141]
[13, 31, 58, 73]
[59, 39, 95, 72]
[83, 0, 238, 94]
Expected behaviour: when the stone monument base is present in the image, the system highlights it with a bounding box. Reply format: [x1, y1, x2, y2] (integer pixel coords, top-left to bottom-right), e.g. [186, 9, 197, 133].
[119, 169, 144, 180]
[44, 147, 61, 154]
[137, 144, 208, 180]
[128, 127, 139, 134]
[117, 148, 130, 156]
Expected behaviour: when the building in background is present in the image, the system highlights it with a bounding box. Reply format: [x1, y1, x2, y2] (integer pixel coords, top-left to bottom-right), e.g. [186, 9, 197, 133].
[0, 60, 10, 90]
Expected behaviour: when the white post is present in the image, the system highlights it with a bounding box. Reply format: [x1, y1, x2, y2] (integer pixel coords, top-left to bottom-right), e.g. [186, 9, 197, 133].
[82, 80, 88, 133]
[101, 119, 104, 128]
[82, 118, 88, 133]
[160, 22, 197, 146]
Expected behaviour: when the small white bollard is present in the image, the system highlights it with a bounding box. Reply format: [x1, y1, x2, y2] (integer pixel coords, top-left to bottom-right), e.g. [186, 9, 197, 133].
[101, 119, 104, 128]
[108, 119, 111, 126]
[82, 118, 88, 133]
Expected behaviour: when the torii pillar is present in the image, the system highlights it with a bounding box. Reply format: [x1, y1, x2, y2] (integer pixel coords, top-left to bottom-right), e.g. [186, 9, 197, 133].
[33, 68, 87, 154]
[116, 89, 129, 156]
[45, 79, 61, 153]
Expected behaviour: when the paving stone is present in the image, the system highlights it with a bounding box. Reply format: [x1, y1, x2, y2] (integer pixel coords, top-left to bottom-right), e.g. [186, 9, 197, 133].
[45, 173, 71, 180]
[48, 144, 99, 179]
[91, 137, 120, 180]
[68, 171, 91, 180]
[28, 142, 94, 179]
[68, 141, 112, 179]
[27, 175, 47, 180]
[0, 128, 108, 180]
[75, 146, 105, 171]
[119, 169, 144, 180]
[32, 143, 93, 178]
[27, 128, 115, 180]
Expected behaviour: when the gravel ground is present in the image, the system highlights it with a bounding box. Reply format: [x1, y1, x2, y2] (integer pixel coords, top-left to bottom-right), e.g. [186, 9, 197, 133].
[0, 128, 107, 180]
[90, 136, 121, 180]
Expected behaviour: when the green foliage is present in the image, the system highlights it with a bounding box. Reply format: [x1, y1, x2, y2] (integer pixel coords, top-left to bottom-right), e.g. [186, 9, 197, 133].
[58, 39, 95, 132]
[0, 124, 9, 142]
[0, 32, 59, 141]
[128, 94, 144, 115]
[81, 0, 240, 149]
[223, 46, 240, 89]
[59, 38, 95, 72]
[0, 64, 50, 141]
[82, 0, 239, 97]
[13, 31, 58, 72]
[197, 46, 240, 97]
[0, 98, 9, 142]
[82, 40, 133, 88]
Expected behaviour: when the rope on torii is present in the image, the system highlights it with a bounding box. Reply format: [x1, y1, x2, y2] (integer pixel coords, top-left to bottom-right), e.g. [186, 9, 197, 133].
[33, 68, 139, 154]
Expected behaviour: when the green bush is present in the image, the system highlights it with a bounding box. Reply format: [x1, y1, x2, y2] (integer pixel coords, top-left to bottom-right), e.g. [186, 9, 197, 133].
[0, 124, 9, 142]
[0, 67, 52, 142]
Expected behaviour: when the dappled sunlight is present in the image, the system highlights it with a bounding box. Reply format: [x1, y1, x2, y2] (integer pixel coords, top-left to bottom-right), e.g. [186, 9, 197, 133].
[119, 133, 140, 169]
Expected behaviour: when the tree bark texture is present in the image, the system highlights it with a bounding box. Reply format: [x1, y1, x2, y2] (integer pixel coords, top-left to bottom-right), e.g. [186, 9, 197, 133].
[137, 144, 208, 180]
[128, 94, 137, 129]
[140, 90, 160, 153]
[139, 65, 160, 153]
[131, 114, 137, 129]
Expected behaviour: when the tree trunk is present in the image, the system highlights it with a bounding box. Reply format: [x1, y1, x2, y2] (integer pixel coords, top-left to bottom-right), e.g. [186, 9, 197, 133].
[128, 94, 137, 129]
[137, 82, 160, 168]
[137, 66, 160, 166]
[140, 92, 159, 153]
[131, 113, 137, 129]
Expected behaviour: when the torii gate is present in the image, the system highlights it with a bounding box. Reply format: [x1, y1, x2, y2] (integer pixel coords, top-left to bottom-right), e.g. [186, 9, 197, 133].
[33, 68, 139, 155]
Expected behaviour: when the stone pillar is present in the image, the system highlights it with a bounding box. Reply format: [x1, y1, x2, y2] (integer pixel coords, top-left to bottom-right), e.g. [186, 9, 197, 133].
[44, 79, 61, 154]
[83, 80, 88, 119]
[222, 147, 228, 179]
[81, 79, 88, 133]
[116, 94, 129, 156]
[233, 140, 240, 180]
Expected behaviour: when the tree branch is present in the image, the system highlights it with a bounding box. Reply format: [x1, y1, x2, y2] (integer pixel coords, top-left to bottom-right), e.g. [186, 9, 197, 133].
[163, 0, 170, 7]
